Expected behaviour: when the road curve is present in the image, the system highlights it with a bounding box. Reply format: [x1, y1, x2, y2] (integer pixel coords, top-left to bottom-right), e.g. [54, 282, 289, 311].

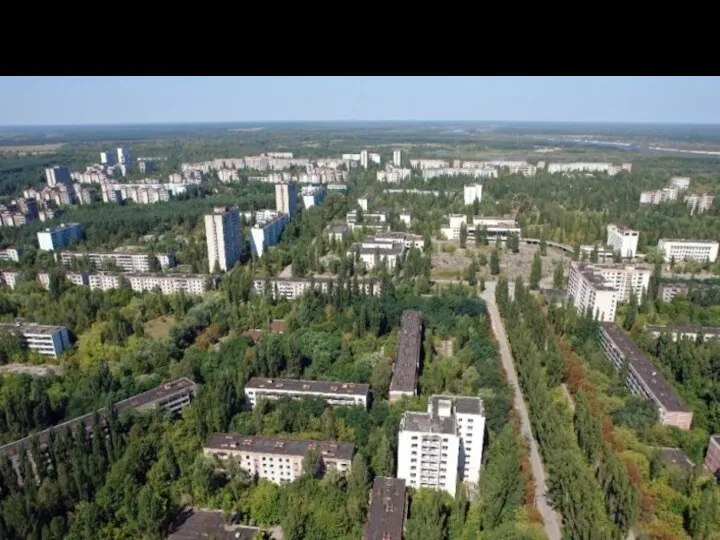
[481, 281, 563, 540]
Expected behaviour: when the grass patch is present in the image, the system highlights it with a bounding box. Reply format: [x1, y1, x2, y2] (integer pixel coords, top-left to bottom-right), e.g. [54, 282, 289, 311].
[143, 315, 176, 340]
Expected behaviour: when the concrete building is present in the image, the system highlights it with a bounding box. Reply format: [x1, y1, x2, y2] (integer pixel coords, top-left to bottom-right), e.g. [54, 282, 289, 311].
[548, 162, 627, 175]
[0, 378, 195, 480]
[362, 477, 407, 540]
[685, 194, 715, 215]
[606, 224, 640, 258]
[168, 510, 275, 540]
[37, 271, 88, 290]
[397, 395, 485, 497]
[393, 150, 402, 167]
[203, 434, 354, 484]
[569, 262, 652, 302]
[441, 216, 521, 242]
[0, 322, 71, 358]
[410, 159, 450, 170]
[389, 311, 423, 402]
[205, 206, 242, 272]
[0, 248, 21, 263]
[0, 271, 20, 289]
[100, 151, 116, 165]
[275, 182, 298, 217]
[347, 241, 405, 270]
[600, 322, 693, 430]
[376, 167, 412, 183]
[250, 213, 288, 257]
[567, 264, 618, 322]
[360, 150, 369, 169]
[658, 282, 720, 303]
[703, 435, 720, 479]
[640, 187, 679, 205]
[422, 167, 497, 180]
[399, 212, 412, 226]
[244, 377, 369, 409]
[88, 272, 124, 291]
[464, 184, 483, 206]
[45, 166, 72, 187]
[37, 223, 83, 251]
[117, 147, 132, 165]
[138, 160, 156, 174]
[328, 223, 351, 243]
[124, 273, 209, 295]
[60, 251, 175, 272]
[657, 239, 719, 263]
[251, 276, 380, 300]
[301, 185, 325, 209]
[671, 177, 691, 190]
[646, 325, 720, 342]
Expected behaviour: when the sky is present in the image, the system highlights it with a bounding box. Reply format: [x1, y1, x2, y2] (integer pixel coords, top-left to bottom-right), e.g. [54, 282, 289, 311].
[1, 76, 719, 125]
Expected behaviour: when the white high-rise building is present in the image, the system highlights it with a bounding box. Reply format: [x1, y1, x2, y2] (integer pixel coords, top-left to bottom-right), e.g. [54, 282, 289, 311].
[463, 184, 483, 206]
[393, 150, 402, 167]
[606, 224, 639, 258]
[100, 151, 116, 165]
[275, 182, 298, 217]
[45, 166, 72, 188]
[397, 395, 485, 497]
[204, 207, 242, 272]
[360, 150, 369, 169]
[657, 239, 719, 263]
[567, 265, 618, 322]
[117, 147, 132, 165]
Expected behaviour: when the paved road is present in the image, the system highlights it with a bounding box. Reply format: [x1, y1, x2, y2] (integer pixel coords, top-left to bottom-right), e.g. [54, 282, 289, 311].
[481, 281, 563, 540]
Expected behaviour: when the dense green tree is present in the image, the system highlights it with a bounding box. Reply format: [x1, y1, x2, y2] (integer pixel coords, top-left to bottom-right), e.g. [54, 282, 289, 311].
[529, 250, 542, 290]
[490, 249, 501, 276]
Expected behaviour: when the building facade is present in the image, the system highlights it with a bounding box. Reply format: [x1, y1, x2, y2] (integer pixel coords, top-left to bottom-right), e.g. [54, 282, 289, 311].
[0, 322, 71, 359]
[37, 223, 83, 251]
[275, 182, 298, 217]
[250, 213, 288, 257]
[205, 207, 242, 272]
[244, 377, 369, 409]
[703, 435, 720, 479]
[657, 239, 719, 263]
[463, 184, 483, 206]
[606, 225, 640, 258]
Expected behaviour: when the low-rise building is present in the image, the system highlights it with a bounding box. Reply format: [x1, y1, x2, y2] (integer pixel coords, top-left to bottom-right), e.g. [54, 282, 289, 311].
[703, 435, 720, 479]
[548, 162, 628, 175]
[0, 322, 70, 359]
[684, 193, 715, 215]
[328, 223, 350, 242]
[390, 311, 423, 402]
[0, 248, 21, 263]
[347, 241, 405, 270]
[251, 276, 381, 300]
[0, 271, 21, 289]
[203, 434, 354, 484]
[125, 273, 209, 295]
[88, 272, 124, 291]
[600, 322, 693, 430]
[244, 377, 369, 409]
[59, 251, 176, 272]
[657, 239, 719, 263]
[441, 216, 521, 242]
[640, 187, 679, 205]
[37, 223, 83, 251]
[606, 224, 640, 258]
[362, 477, 407, 540]
[670, 176, 691, 190]
[37, 271, 88, 289]
[422, 167, 497, 180]
[646, 325, 720, 342]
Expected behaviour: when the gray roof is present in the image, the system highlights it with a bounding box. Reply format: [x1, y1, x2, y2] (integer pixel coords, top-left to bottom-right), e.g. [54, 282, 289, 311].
[654, 447, 694, 471]
[581, 271, 616, 291]
[168, 510, 264, 540]
[204, 434, 355, 461]
[0, 322, 66, 335]
[253, 276, 379, 285]
[246, 377, 369, 396]
[329, 223, 349, 233]
[600, 323, 691, 413]
[646, 325, 720, 337]
[363, 477, 407, 540]
[390, 311, 423, 394]
[401, 411, 456, 435]
[1, 378, 195, 458]
[428, 394, 484, 416]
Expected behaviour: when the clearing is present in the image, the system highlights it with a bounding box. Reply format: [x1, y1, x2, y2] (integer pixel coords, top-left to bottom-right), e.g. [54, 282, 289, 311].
[143, 315, 176, 339]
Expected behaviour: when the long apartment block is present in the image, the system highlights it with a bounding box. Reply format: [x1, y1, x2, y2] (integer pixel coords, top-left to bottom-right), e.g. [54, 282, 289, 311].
[59, 250, 176, 272]
[0, 378, 196, 478]
[600, 323, 693, 430]
[203, 434, 354, 484]
[389, 311, 423, 402]
[251, 276, 381, 300]
[244, 377, 369, 409]
[657, 239, 719, 263]
[646, 325, 720, 342]
[35, 270, 210, 295]
[362, 477, 408, 540]
[0, 322, 71, 359]
[397, 395, 485, 497]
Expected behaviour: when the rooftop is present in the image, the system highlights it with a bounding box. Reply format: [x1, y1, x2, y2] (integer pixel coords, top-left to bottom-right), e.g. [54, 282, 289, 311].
[401, 411, 456, 435]
[363, 477, 407, 540]
[647, 325, 720, 336]
[581, 271, 617, 292]
[654, 447, 694, 471]
[168, 510, 267, 540]
[600, 323, 691, 413]
[0, 378, 195, 458]
[246, 377, 370, 396]
[329, 223, 349, 233]
[428, 394, 484, 416]
[0, 321, 66, 336]
[389, 311, 423, 394]
[204, 434, 355, 460]
[658, 238, 719, 245]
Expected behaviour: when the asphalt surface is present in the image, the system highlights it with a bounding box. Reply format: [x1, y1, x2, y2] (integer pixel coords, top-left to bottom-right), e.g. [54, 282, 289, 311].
[481, 281, 563, 540]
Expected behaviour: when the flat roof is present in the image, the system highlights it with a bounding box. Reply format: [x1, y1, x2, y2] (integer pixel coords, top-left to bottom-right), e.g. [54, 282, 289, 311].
[658, 239, 719, 245]
[363, 477, 407, 540]
[647, 325, 720, 336]
[0, 322, 66, 335]
[125, 273, 208, 280]
[428, 394, 484, 416]
[41, 223, 80, 233]
[600, 323, 691, 413]
[401, 411, 456, 435]
[168, 510, 264, 540]
[246, 377, 369, 396]
[204, 434, 354, 460]
[60, 250, 149, 257]
[654, 447, 694, 471]
[329, 223, 349, 233]
[254, 276, 379, 285]
[390, 311, 423, 394]
[0, 378, 195, 458]
[581, 271, 616, 291]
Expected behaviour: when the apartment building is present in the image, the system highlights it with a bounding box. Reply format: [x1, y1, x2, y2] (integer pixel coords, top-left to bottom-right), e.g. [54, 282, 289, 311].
[606, 224, 640, 258]
[640, 187, 679, 205]
[703, 435, 720, 478]
[37, 271, 88, 289]
[441, 216, 521, 242]
[60, 251, 175, 272]
[251, 276, 380, 300]
[0, 248, 21, 263]
[45, 166, 72, 187]
[0, 322, 71, 358]
[567, 264, 618, 322]
[657, 282, 719, 303]
[410, 159, 450, 169]
[301, 185, 325, 209]
[124, 273, 208, 295]
[244, 377, 370, 409]
[383, 189, 441, 197]
[646, 325, 720, 342]
[203, 435, 354, 484]
[345, 211, 390, 233]
[328, 223, 350, 242]
[600, 323, 693, 430]
[362, 477, 407, 540]
[376, 167, 411, 183]
[671, 177, 691, 190]
[548, 162, 628, 175]
[250, 213, 288, 257]
[422, 167, 497, 180]
[369, 232, 424, 251]
[685, 194, 715, 215]
[37, 223, 83, 251]
[117, 147, 132, 165]
[347, 240, 405, 270]
[275, 182, 298, 217]
[393, 150, 403, 167]
[390, 311, 423, 402]
[0, 271, 20, 289]
[217, 169, 239, 182]
[205, 206, 242, 272]
[397, 395, 485, 497]
[0, 378, 196, 480]
[464, 184, 483, 206]
[88, 272, 123, 291]
[657, 239, 719, 263]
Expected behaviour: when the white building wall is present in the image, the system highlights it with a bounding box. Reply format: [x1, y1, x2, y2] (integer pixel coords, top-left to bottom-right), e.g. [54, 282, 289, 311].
[397, 429, 459, 496]
[464, 184, 483, 206]
[658, 240, 719, 263]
